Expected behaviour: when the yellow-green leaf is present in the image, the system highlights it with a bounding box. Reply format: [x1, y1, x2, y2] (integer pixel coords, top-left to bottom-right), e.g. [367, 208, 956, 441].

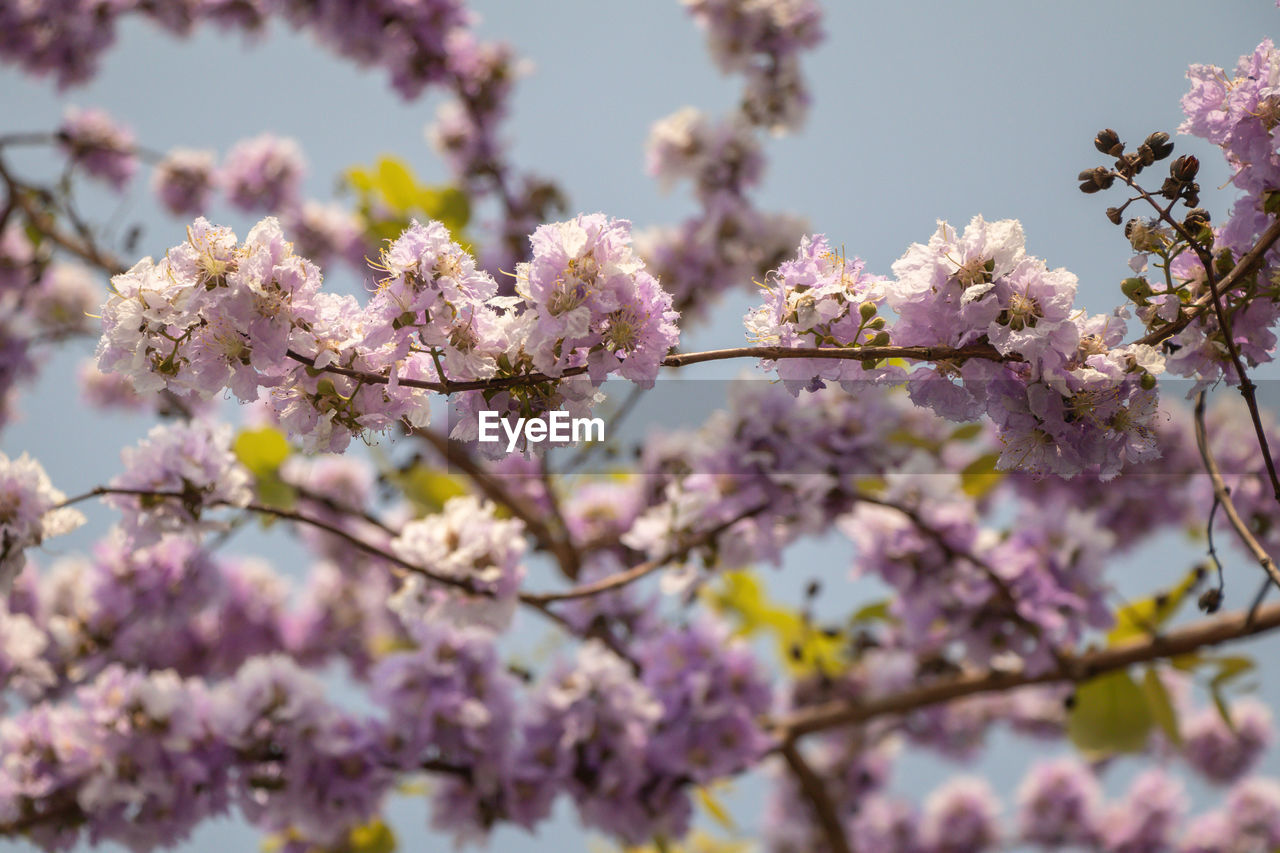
[376, 157, 419, 213]
[420, 186, 471, 234]
[959, 453, 1003, 498]
[706, 571, 847, 675]
[345, 819, 396, 853]
[1107, 567, 1201, 645]
[697, 787, 736, 831]
[233, 427, 291, 477]
[254, 472, 298, 511]
[1141, 667, 1182, 746]
[390, 466, 468, 516]
[950, 423, 984, 441]
[1067, 670, 1154, 757]
[851, 599, 891, 623]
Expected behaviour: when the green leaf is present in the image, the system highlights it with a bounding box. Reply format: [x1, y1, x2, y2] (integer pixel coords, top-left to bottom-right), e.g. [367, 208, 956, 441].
[696, 787, 736, 831]
[389, 466, 468, 515]
[254, 473, 297, 511]
[949, 423, 984, 441]
[1107, 567, 1201, 645]
[1209, 655, 1256, 689]
[706, 570, 848, 675]
[1141, 667, 1181, 746]
[233, 427, 296, 508]
[376, 157, 419, 213]
[1264, 190, 1280, 217]
[420, 186, 471, 234]
[345, 819, 396, 853]
[233, 427, 291, 477]
[959, 452, 1003, 498]
[1067, 670, 1155, 757]
[1212, 686, 1236, 734]
[851, 599, 891, 623]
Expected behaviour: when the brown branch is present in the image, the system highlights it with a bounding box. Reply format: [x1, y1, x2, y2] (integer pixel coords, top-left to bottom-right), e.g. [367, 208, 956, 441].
[774, 598, 1280, 740]
[779, 742, 853, 853]
[56, 486, 482, 596]
[525, 502, 769, 604]
[1193, 391, 1280, 593]
[286, 343, 1009, 396]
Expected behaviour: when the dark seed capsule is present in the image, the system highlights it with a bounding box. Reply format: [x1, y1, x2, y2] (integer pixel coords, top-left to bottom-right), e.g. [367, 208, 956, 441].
[1145, 131, 1174, 160]
[1198, 587, 1223, 614]
[1170, 154, 1200, 182]
[1106, 206, 1124, 225]
[1094, 128, 1123, 156]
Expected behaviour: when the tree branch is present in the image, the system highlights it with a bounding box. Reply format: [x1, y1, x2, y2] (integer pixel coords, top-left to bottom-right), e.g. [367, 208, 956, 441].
[778, 742, 853, 853]
[774, 598, 1280, 740]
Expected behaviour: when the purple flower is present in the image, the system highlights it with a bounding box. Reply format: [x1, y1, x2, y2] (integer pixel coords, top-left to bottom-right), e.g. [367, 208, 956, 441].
[220, 134, 306, 211]
[59, 106, 136, 189]
[106, 420, 252, 546]
[1016, 757, 1103, 847]
[0, 451, 84, 593]
[1182, 698, 1272, 784]
[921, 776, 1002, 853]
[1102, 768, 1187, 853]
[152, 148, 216, 216]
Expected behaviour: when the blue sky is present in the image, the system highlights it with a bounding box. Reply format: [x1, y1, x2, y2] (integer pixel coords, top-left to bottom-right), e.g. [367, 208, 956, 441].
[3, 2, 1280, 850]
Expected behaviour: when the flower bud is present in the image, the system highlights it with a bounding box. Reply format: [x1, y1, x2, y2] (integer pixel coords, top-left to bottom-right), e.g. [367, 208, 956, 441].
[1121, 277, 1153, 304]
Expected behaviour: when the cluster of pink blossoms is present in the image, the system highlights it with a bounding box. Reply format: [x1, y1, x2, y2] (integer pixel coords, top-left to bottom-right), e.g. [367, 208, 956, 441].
[749, 217, 1166, 478]
[636, 0, 819, 319]
[0, 0, 475, 98]
[95, 214, 677, 452]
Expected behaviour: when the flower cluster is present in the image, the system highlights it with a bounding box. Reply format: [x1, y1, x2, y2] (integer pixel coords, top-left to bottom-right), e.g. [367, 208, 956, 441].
[220, 134, 306, 212]
[151, 148, 217, 216]
[749, 217, 1167, 479]
[682, 0, 824, 132]
[745, 234, 895, 391]
[96, 215, 675, 453]
[105, 421, 253, 546]
[0, 0, 473, 98]
[58, 106, 136, 189]
[389, 496, 527, 632]
[636, 0, 820, 319]
[0, 452, 83, 594]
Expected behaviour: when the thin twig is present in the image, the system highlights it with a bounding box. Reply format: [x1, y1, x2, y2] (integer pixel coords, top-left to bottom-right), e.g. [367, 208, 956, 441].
[525, 502, 769, 604]
[56, 486, 482, 596]
[1249, 576, 1271, 626]
[1192, 391, 1280, 593]
[1123, 175, 1280, 502]
[1207, 493, 1226, 597]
